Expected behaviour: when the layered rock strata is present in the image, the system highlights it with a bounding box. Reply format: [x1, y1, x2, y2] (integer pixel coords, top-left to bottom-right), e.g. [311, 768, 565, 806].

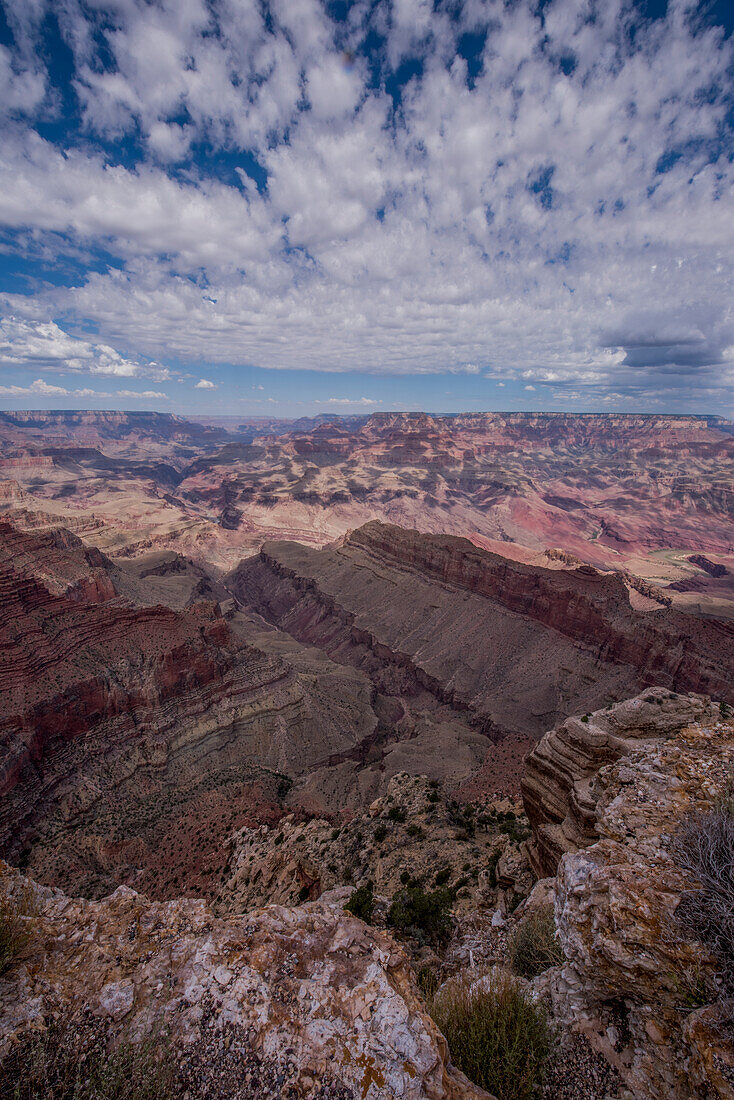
[0, 520, 381, 898]
[230, 523, 733, 743]
[0, 864, 488, 1100]
[549, 698, 734, 1099]
[521, 687, 719, 876]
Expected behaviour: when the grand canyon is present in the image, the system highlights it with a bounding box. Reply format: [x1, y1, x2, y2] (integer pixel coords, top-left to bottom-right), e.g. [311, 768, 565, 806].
[1, 409, 733, 1099]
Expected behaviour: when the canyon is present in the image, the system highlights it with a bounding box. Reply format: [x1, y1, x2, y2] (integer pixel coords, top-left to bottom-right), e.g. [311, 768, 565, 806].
[1, 409, 733, 1098]
[1, 409, 732, 615]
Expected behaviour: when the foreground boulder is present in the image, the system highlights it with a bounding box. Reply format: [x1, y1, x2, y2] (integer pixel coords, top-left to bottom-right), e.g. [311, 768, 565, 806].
[0, 865, 488, 1099]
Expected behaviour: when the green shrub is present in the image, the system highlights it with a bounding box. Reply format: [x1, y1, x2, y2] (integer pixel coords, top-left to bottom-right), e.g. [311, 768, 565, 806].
[345, 881, 374, 924]
[406, 824, 424, 838]
[387, 884, 453, 943]
[387, 806, 406, 823]
[430, 970, 551, 1100]
[373, 825, 387, 843]
[0, 887, 34, 977]
[509, 904, 563, 978]
[434, 867, 452, 887]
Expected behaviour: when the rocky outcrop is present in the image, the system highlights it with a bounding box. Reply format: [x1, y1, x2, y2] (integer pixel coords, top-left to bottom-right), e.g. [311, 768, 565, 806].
[219, 773, 526, 918]
[0, 863, 488, 1099]
[521, 687, 719, 876]
[548, 698, 734, 1099]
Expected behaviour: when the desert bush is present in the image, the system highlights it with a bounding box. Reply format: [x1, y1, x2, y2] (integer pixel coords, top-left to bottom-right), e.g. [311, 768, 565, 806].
[345, 881, 374, 924]
[373, 825, 387, 843]
[386, 805, 406, 823]
[509, 904, 563, 978]
[672, 806, 734, 990]
[0, 1015, 174, 1100]
[434, 867, 452, 887]
[387, 884, 452, 943]
[430, 970, 551, 1100]
[0, 887, 35, 977]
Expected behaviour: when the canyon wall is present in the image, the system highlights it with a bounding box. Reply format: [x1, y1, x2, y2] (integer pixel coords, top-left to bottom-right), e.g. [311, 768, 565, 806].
[230, 523, 734, 748]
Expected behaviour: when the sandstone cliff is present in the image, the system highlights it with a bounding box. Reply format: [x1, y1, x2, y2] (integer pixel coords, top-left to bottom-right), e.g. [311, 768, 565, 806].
[230, 523, 733, 749]
[521, 687, 719, 876]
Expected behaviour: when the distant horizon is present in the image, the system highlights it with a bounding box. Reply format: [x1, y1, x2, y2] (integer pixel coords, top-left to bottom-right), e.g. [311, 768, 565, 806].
[1, 406, 732, 424]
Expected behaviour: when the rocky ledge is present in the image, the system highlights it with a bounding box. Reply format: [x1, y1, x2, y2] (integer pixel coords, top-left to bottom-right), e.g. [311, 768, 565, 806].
[0, 863, 488, 1100]
[527, 691, 734, 1099]
[521, 687, 720, 877]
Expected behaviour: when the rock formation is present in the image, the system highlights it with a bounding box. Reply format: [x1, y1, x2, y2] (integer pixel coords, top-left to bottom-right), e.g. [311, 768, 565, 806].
[0, 519, 388, 900]
[521, 687, 720, 876]
[230, 524, 734, 745]
[0, 863, 488, 1099]
[218, 773, 526, 918]
[545, 694, 734, 1099]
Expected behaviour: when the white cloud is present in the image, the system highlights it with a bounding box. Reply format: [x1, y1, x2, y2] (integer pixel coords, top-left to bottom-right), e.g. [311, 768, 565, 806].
[321, 397, 382, 406]
[195, 378, 216, 389]
[524, 385, 536, 391]
[0, 317, 171, 379]
[115, 389, 168, 399]
[0, 0, 732, 408]
[0, 377, 96, 397]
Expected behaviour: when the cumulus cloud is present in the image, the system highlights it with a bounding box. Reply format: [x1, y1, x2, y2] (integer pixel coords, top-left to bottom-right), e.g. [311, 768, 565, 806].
[0, 378, 96, 397]
[0, 317, 172, 379]
[321, 397, 382, 406]
[0, 0, 732, 409]
[115, 389, 168, 399]
[195, 378, 216, 389]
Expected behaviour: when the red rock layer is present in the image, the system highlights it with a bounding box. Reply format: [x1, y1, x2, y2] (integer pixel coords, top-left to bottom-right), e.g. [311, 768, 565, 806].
[0, 518, 286, 822]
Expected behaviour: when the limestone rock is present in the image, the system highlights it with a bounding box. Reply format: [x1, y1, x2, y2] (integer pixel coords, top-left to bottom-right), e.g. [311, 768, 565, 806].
[549, 704, 734, 1099]
[521, 687, 719, 876]
[0, 863, 490, 1099]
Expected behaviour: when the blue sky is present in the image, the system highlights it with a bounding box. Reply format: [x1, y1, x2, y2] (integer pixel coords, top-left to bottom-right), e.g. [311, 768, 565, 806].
[0, 0, 732, 417]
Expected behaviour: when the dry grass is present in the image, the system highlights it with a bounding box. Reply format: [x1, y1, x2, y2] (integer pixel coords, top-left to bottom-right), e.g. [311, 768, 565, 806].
[0, 885, 36, 977]
[509, 903, 564, 979]
[430, 969, 551, 1100]
[672, 806, 734, 993]
[0, 1014, 174, 1100]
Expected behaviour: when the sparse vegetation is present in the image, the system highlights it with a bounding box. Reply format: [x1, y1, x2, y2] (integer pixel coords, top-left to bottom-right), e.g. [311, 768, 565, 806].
[0, 1015, 174, 1100]
[417, 965, 439, 1000]
[345, 881, 374, 924]
[672, 803, 734, 991]
[373, 824, 387, 843]
[430, 970, 551, 1100]
[0, 887, 34, 977]
[386, 805, 406, 823]
[509, 904, 564, 978]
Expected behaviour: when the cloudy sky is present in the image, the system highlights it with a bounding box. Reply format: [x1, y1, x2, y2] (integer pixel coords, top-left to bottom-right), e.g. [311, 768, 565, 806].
[0, 0, 732, 416]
